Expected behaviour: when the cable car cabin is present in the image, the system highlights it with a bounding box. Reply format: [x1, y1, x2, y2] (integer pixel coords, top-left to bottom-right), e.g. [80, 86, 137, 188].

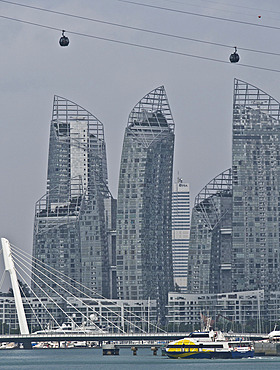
[229, 47, 239, 63]
[59, 30, 69, 47]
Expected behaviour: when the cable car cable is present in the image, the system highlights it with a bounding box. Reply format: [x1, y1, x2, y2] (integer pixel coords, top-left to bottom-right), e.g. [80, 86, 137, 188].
[118, 0, 280, 32]
[2, 0, 280, 58]
[1, 14, 280, 73]
[148, 0, 280, 22]
[159, 0, 280, 16]
[0, 1, 280, 57]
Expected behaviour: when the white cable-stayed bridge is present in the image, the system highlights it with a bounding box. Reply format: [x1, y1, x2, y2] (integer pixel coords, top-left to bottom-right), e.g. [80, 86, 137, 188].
[0, 237, 185, 349]
[0, 238, 267, 349]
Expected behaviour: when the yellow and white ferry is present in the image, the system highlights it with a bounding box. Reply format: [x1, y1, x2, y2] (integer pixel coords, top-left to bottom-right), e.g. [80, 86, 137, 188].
[165, 330, 254, 359]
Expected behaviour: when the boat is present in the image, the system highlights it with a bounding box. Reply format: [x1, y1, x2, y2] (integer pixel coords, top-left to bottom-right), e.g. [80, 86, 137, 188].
[32, 318, 106, 348]
[0, 342, 18, 350]
[33, 318, 107, 335]
[165, 330, 254, 359]
[254, 325, 280, 356]
[267, 325, 280, 340]
[228, 340, 255, 359]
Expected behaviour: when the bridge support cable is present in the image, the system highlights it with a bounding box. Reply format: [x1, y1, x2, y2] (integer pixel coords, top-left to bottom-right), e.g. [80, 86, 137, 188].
[11, 243, 165, 333]
[15, 266, 60, 331]
[18, 280, 44, 331]
[12, 252, 137, 334]
[11, 255, 78, 332]
[0, 246, 60, 332]
[11, 246, 157, 334]
[11, 252, 106, 333]
[12, 252, 126, 334]
[12, 243, 161, 333]
[11, 249, 126, 334]
[1, 238, 29, 335]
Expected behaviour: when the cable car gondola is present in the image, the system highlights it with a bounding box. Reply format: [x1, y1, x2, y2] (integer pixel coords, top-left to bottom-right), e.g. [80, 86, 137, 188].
[229, 47, 239, 63]
[59, 30, 69, 47]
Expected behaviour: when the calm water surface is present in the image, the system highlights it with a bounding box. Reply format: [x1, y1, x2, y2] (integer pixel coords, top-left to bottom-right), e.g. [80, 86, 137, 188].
[1, 348, 280, 370]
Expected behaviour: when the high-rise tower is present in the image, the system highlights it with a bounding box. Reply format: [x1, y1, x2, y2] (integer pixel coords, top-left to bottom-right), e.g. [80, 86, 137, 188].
[187, 169, 232, 294]
[32, 96, 112, 298]
[232, 79, 280, 292]
[116, 86, 175, 321]
[172, 179, 190, 293]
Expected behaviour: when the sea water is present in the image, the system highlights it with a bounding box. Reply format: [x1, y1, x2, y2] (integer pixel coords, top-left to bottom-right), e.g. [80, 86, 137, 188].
[1, 348, 280, 370]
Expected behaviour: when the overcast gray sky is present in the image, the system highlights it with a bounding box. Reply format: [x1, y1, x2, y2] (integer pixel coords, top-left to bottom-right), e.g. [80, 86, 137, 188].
[1, 0, 280, 269]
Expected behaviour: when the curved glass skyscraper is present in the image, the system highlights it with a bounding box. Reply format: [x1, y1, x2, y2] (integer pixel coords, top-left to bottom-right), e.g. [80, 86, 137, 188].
[187, 169, 232, 294]
[187, 79, 280, 298]
[232, 79, 280, 292]
[32, 96, 111, 298]
[116, 86, 175, 321]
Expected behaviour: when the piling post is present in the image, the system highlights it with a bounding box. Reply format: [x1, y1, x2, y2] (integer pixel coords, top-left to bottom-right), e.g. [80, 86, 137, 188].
[151, 346, 158, 355]
[131, 346, 138, 355]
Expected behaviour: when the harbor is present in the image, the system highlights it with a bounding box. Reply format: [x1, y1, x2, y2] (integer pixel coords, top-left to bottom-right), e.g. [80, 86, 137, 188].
[1, 347, 280, 370]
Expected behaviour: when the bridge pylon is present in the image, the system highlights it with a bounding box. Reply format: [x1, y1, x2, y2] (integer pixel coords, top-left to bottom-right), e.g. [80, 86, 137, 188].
[1, 238, 29, 335]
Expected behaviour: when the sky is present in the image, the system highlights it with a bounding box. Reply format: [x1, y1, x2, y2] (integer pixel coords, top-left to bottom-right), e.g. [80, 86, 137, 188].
[1, 0, 280, 276]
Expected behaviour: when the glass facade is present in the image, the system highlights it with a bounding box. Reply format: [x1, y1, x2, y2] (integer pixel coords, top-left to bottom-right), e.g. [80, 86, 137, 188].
[187, 169, 232, 294]
[172, 179, 190, 293]
[32, 96, 112, 298]
[116, 86, 175, 321]
[232, 79, 280, 293]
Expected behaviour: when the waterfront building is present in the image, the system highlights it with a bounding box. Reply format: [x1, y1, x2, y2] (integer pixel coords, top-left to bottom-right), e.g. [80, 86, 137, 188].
[0, 294, 157, 334]
[0, 295, 65, 333]
[167, 290, 264, 332]
[187, 169, 232, 294]
[268, 291, 280, 325]
[32, 96, 113, 298]
[172, 179, 190, 293]
[232, 79, 280, 293]
[66, 297, 157, 333]
[116, 86, 175, 322]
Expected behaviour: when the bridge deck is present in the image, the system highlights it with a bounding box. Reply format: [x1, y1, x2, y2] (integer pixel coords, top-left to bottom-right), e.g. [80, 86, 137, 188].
[0, 332, 267, 345]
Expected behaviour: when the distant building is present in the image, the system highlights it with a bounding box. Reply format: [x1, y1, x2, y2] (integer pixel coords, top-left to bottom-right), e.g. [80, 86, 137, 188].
[186, 79, 280, 322]
[232, 79, 280, 292]
[116, 86, 175, 322]
[104, 197, 117, 299]
[187, 169, 232, 294]
[172, 179, 190, 293]
[32, 96, 114, 298]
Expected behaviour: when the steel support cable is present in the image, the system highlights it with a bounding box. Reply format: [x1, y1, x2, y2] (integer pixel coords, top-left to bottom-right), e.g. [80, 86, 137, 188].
[1, 0, 280, 57]
[15, 270, 60, 331]
[15, 247, 163, 333]
[12, 253, 131, 335]
[12, 253, 103, 332]
[11, 243, 163, 333]
[1, 14, 280, 74]
[17, 275, 44, 331]
[10, 257, 74, 332]
[11, 248, 127, 333]
[12, 251, 142, 335]
[11, 257, 88, 332]
[9, 260, 60, 329]
[14, 245, 163, 333]
[12, 257, 61, 330]
[3, 0, 280, 18]
[119, 0, 280, 31]
[185, 0, 280, 14]
[164, 0, 280, 20]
